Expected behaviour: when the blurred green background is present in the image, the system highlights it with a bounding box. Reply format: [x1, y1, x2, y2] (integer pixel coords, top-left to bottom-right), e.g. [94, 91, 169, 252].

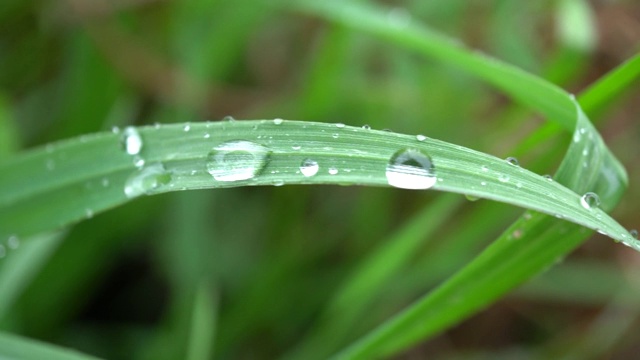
[1, 0, 639, 358]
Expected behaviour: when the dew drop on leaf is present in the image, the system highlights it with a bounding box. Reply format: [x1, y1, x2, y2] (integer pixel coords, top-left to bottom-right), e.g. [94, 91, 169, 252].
[122, 126, 142, 155]
[416, 134, 427, 141]
[328, 167, 339, 175]
[385, 148, 436, 190]
[7, 235, 19, 250]
[206, 140, 270, 182]
[124, 163, 173, 198]
[505, 157, 519, 166]
[580, 192, 601, 210]
[300, 159, 319, 177]
[630, 229, 638, 239]
[273, 118, 283, 125]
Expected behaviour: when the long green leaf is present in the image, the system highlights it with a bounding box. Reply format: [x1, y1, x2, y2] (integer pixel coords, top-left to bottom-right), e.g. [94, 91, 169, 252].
[0, 119, 632, 246]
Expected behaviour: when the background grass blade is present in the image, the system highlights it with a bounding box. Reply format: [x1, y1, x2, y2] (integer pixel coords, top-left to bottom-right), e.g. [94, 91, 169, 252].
[0, 331, 101, 360]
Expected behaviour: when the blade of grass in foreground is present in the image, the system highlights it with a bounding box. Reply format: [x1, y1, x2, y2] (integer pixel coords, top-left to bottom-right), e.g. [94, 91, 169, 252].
[288, 1, 635, 357]
[0, 120, 633, 247]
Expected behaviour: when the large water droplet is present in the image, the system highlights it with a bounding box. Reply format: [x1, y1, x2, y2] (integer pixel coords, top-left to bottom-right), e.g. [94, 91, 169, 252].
[124, 163, 173, 198]
[385, 148, 436, 190]
[122, 126, 143, 155]
[206, 140, 270, 182]
[300, 159, 319, 177]
[580, 192, 600, 210]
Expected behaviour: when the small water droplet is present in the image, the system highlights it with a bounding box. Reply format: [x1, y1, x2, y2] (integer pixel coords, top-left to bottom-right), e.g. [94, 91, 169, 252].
[543, 174, 553, 181]
[300, 159, 319, 177]
[223, 115, 235, 122]
[579, 127, 587, 134]
[124, 163, 173, 198]
[46, 159, 55, 170]
[416, 134, 427, 141]
[465, 194, 480, 202]
[505, 157, 519, 166]
[273, 118, 283, 125]
[112, 126, 121, 134]
[385, 148, 436, 190]
[101, 178, 110, 187]
[7, 235, 20, 249]
[580, 192, 600, 210]
[481, 165, 489, 172]
[335, 123, 345, 128]
[85, 208, 94, 219]
[206, 140, 270, 182]
[292, 145, 301, 151]
[183, 123, 191, 132]
[133, 156, 145, 169]
[481, 181, 487, 186]
[273, 180, 285, 186]
[573, 132, 581, 143]
[122, 127, 143, 155]
[516, 182, 522, 188]
[332, 133, 339, 139]
[498, 174, 509, 183]
[362, 124, 371, 130]
[582, 148, 589, 156]
[630, 229, 638, 239]
[328, 167, 339, 175]
[204, 133, 211, 139]
[154, 122, 161, 129]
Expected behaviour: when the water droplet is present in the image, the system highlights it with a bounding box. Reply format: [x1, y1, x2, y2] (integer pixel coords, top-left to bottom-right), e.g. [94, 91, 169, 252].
[328, 167, 339, 175]
[465, 194, 480, 202]
[385, 148, 436, 190]
[273, 180, 285, 186]
[122, 127, 143, 155]
[543, 174, 553, 181]
[223, 115, 235, 122]
[498, 174, 509, 183]
[206, 140, 270, 182]
[335, 123, 345, 128]
[416, 134, 427, 141]
[300, 159, 319, 177]
[292, 145, 301, 151]
[516, 182, 523, 188]
[133, 156, 145, 169]
[273, 118, 283, 125]
[7, 235, 20, 249]
[630, 229, 638, 239]
[579, 127, 586, 134]
[85, 208, 94, 219]
[481, 165, 489, 172]
[505, 157, 519, 166]
[580, 192, 600, 210]
[183, 123, 191, 132]
[362, 124, 371, 130]
[153, 122, 161, 129]
[101, 178, 110, 187]
[112, 126, 121, 134]
[332, 133, 339, 139]
[573, 132, 581, 143]
[46, 159, 55, 170]
[124, 163, 173, 198]
[481, 181, 487, 186]
[582, 148, 589, 156]
[204, 133, 211, 139]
